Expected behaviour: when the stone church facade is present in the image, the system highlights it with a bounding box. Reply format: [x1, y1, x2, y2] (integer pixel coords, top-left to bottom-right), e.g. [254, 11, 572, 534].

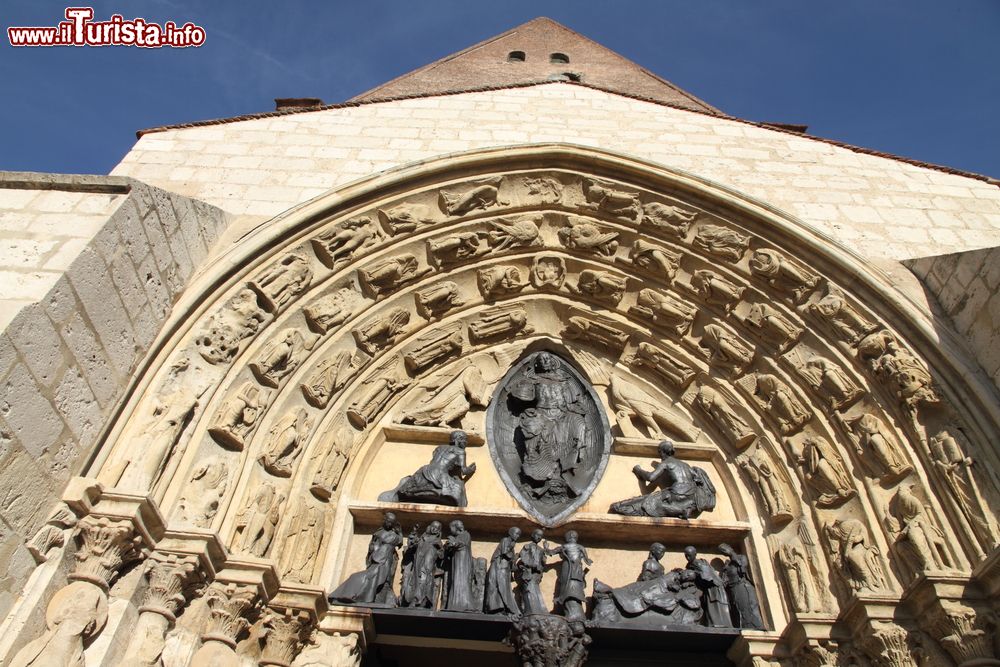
[0, 17, 997, 667]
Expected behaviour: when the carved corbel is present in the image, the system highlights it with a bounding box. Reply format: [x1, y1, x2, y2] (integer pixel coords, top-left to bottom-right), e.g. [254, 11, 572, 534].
[26, 502, 78, 564]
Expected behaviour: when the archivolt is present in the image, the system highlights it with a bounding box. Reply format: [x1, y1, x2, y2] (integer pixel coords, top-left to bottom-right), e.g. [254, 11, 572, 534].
[89, 144, 999, 626]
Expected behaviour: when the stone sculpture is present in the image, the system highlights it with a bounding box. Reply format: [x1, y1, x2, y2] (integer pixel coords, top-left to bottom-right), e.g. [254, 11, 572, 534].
[630, 288, 695, 334]
[249, 329, 313, 388]
[888, 484, 952, 572]
[400, 521, 444, 609]
[809, 288, 877, 344]
[378, 202, 434, 234]
[928, 430, 998, 548]
[700, 323, 754, 373]
[719, 543, 765, 629]
[522, 176, 564, 204]
[477, 265, 528, 300]
[209, 382, 267, 451]
[581, 177, 641, 222]
[562, 315, 630, 353]
[415, 281, 464, 319]
[736, 448, 793, 524]
[427, 231, 489, 267]
[311, 218, 382, 268]
[531, 255, 567, 289]
[279, 503, 326, 582]
[346, 359, 411, 428]
[690, 269, 744, 311]
[844, 413, 912, 482]
[485, 215, 543, 250]
[176, 458, 229, 527]
[329, 512, 403, 605]
[516, 529, 549, 614]
[824, 518, 887, 593]
[352, 307, 411, 355]
[776, 542, 820, 613]
[400, 364, 489, 428]
[379, 430, 476, 507]
[574, 269, 627, 305]
[506, 614, 591, 667]
[795, 436, 856, 507]
[641, 201, 697, 236]
[694, 385, 757, 448]
[550, 530, 592, 621]
[557, 217, 619, 256]
[301, 349, 365, 409]
[469, 303, 532, 341]
[26, 504, 77, 564]
[8, 580, 109, 667]
[310, 415, 354, 500]
[303, 288, 365, 333]
[233, 482, 284, 557]
[626, 342, 696, 388]
[630, 239, 681, 281]
[744, 302, 802, 351]
[259, 408, 313, 477]
[609, 374, 699, 441]
[749, 248, 819, 300]
[692, 224, 749, 261]
[443, 520, 478, 612]
[610, 441, 717, 519]
[684, 546, 732, 627]
[798, 356, 863, 410]
[358, 253, 431, 298]
[403, 322, 463, 373]
[438, 178, 505, 216]
[249, 253, 312, 312]
[747, 373, 811, 435]
[858, 331, 939, 410]
[195, 288, 267, 364]
[484, 527, 522, 615]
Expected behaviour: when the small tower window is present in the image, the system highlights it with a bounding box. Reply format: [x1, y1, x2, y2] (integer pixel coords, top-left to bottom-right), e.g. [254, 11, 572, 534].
[507, 51, 526, 63]
[550, 52, 569, 64]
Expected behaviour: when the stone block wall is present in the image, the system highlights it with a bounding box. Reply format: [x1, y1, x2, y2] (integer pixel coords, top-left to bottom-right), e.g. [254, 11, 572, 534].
[0, 175, 228, 619]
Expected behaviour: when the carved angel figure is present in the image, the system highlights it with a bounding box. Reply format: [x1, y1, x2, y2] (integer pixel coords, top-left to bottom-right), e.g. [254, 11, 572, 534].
[776, 543, 820, 613]
[736, 448, 792, 522]
[749, 249, 819, 299]
[691, 269, 744, 310]
[302, 349, 363, 408]
[209, 383, 266, 450]
[347, 362, 412, 428]
[699, 324, 754, 372]
[311, 218, 382, 268]
[558, 218, 619, 256]
[485, 216, 542, 250]
[310, 416, 354, 500]
[798, 357, 862, 410]
[234, 482, 283, 557]
[609, 375, 699, 441]
[692, 224, 749, 261]
[279, 503, 326, 582]
[630, 240, 681, 281]
[403, 324, 463, 373]
[641, 201, 697, 236]
[824, 518, 886, 593]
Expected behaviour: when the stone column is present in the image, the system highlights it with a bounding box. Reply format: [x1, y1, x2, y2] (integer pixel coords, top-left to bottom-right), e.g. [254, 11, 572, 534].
[190, 581, 260, 667]
[120, 553, 202, 667]
[261, 608, 313, 667]
[904, 573, 999, 667]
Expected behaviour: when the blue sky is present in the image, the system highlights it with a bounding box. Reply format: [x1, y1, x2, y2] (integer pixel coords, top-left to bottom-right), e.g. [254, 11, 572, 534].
[2, 1, 998, 178]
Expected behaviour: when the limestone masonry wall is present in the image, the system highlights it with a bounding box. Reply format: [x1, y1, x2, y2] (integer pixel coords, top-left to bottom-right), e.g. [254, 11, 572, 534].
[112, 83, 1000, 262]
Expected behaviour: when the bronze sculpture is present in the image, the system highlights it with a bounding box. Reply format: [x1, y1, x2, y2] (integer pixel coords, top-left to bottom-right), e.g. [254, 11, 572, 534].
[329, 512, 403, 606]
[379, 430, 477, 506]
[609, 441, 717, 519]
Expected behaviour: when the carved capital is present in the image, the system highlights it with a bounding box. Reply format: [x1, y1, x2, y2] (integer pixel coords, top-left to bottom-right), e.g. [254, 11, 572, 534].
[790, 640, 841, 667]
[69, 515, 143, 590]
[201, 581, 260, 647]
[292, 631, 361, 667]
[506, 614, 591, 667]
[858, 621, 918, 667]
[140, 552, 203, 621]
[919, 600, 997, 666]
[261, 608, 313, 667]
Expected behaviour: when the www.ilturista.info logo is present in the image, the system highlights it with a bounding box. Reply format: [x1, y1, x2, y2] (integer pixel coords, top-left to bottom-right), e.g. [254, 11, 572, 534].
[8, 7, 206, 47]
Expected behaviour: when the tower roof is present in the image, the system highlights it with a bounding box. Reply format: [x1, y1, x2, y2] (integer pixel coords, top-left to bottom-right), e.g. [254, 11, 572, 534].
[350, 17, 721, 114]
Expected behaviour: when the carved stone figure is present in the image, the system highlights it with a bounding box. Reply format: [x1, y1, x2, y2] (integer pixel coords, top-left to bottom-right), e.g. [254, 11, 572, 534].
[692, 224, 749, 261]
[557, 217, 619, 256]
[443, 520, 478, 612]
[581, 177, 641, 221]
[9, 580, 108, 667]
[378, 202, 433, 234]
[506, 614, 591, 667]
[641, 201, 697, 236]
[415, 281, 464, 319]
[574, 269, 627, 305]
[233, 482, 284, 557]
[795, 436, 856, 507]
[737, 447, 793, 523]
[379, 430, 476, 506]
[249, 253, 313, 312]
[531, 255, 567, 289]
[522, 176, 563, 204]
[699, 323, 754, 373]
[279, 503, 326, 582]
[358, 253, 431, 298]
[26, 503, 77, 564]
[488, 352, 610, 523]
[469, 303, 533, 341]
[401, 521, 444, 609]
[809, 288, 878, 344]
[798, 356, 863, 410]
[718, 543, 765, 629]
[747, 373, 810, 434]
[691, 269, 745, 311]
[303, 288, 366, 334]
[550, 531, 592, 621]
[249, 329, 314, 388]
[352, 307, 410, 355]
[484, 215, 543, 250]
[210, 384, 267, 451]
[776, 542, 820, 613]
[630, 288, 695, 334]
[438, 178, 506, 216]
[117, 359, 200, 491]
[858, 331, 939, 410]
[824, 518, 887, 593]
[749, 248, 819, 299]
[888, 484, 952, 572]
[928, 430, 998, 548]
[630, 239, 681, 281]
[484, 527, 522, 615]
[610, 441, 717, 519]
[609, 374, 699, 441]
[516, 529, 549, 614]
[562, 315, 630, 353]
[176, 458, 229, 527]
[694, 385, 757, 448]
[403, 322, 464, 373]
[626, 341, 696, 388]
[346, 360, 411, 428]
[195, 288, 267, 364]
[744, 302, 802, 351]
[400, 364, 489, 427]
[310, 415, 354, 500]
[428, 231, 489, 267]
[311, 218, 383, 268]
[684, 546, 732, 628]
[477, 265, 528, 300]
[301, 349, 365, 409]
[293, 631, 361, 667]
[844, 413, 912, 482]
[329, 512, 403, 605]
[259, 408, 313, 477]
